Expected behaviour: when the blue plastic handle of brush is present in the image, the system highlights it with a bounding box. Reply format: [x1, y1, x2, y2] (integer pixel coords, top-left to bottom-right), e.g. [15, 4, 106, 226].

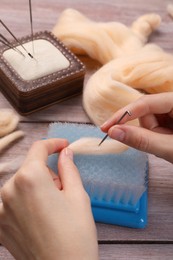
[91, 190, 148, 229]
[91, 199, 140, 213]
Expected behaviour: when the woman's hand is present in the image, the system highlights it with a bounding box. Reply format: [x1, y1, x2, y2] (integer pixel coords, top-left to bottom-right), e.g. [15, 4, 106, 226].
[101, 93, 173, 163]
[0, 139, 98, 260]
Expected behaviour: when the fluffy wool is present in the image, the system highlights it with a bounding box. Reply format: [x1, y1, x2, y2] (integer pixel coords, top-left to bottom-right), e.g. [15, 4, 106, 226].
[83, 44, 173, 125]
[53, 9, 173, 128]
[53, 9, 161, 65]
[69, 137, 128, 155]
[0, 109, 19, 137]
[0, 109, 24, 152]
[0, 130, 24, 152]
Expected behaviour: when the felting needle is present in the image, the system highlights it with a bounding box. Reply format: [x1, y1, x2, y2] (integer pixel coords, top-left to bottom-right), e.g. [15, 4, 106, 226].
[0, 33, 25, 57]
[0, 19, 34, 59]
[98, 110, 132, 146]
[29, 0, 34, 55]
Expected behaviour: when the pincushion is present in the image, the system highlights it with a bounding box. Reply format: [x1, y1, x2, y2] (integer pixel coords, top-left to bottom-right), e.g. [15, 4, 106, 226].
[0, 31, 85, 115]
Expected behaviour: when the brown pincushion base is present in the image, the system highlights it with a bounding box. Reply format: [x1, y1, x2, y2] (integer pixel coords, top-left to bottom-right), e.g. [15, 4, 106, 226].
[0, 31, 85, 115]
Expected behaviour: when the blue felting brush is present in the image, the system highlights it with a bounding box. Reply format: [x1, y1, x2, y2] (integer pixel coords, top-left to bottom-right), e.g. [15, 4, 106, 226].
[47, 122, 148, 229]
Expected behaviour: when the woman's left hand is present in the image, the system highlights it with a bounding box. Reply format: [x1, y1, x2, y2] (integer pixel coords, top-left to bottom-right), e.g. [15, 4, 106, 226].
[0, 139, 98, 260]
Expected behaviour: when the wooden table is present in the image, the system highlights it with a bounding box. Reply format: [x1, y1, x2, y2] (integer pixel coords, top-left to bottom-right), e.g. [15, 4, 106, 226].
[0, 0, 173, 259]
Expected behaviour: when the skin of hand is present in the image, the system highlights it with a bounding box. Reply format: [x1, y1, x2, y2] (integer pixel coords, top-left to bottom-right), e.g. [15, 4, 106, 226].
[101, 92, 173, 163]
[0, 139, 98, 260]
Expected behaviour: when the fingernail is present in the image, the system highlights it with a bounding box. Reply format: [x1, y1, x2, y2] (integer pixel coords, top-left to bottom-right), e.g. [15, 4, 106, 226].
[65, 148, 73, 160]
[109, 127, 125, 142]
[100, 122, 106, 128]
[100, 121, 109, 128]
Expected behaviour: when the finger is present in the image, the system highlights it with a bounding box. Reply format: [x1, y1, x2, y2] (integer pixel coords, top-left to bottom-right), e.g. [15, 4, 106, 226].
[108, 124, 173, 163]
[58, 148, 84, 192]
[24, 138, 68, 164]
[140, 114, 173, 134]
[48, 168, 62, 190]
[139, 114, 159, 130]
[101, 93, 173, 132]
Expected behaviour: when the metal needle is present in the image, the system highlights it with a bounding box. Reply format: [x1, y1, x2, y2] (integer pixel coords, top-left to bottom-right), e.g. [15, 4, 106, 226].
[0, 19, 34, 59]
[98, 110, 132, 146]
[29, 0, 34, 55]
[0, 33, 25, 57]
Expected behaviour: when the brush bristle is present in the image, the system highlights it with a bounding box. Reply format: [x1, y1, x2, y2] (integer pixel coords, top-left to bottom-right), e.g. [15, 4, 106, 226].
[47, 122, 148, 207]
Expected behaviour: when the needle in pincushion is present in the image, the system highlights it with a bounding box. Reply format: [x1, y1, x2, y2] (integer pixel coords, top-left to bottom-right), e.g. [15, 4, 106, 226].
[29, 0, 34, 55]
[0, 19, 34, 59]
[0, 33, 25, 57]
[98, 110, 132, 146]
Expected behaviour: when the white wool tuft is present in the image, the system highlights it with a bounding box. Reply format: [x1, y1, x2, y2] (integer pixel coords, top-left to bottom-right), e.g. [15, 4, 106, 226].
[52, 10, 173, 154]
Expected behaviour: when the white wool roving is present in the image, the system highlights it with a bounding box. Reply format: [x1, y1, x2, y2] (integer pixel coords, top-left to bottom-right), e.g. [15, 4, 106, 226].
[83, 62, 142, 126]
[53, 9, 173, 153]
[0, 109, 24, 152]
[69, 137, 128, 155]
[83, 44, 173, 125]
[53, 9, 173, 127]
[0, 109, 19, 137]
[0, 109, 24, 175]
[0, 131, 24, 152]
[53, 9, 161, 65]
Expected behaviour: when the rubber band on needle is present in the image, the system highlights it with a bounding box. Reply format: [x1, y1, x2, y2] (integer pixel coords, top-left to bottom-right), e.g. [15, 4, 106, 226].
[98, 110, 132, 146]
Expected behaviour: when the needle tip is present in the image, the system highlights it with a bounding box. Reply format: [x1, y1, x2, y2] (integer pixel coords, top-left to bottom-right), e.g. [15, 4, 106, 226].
[98, 141, 102, 146]
[98, 134, 108, 146]
[28, 52, 34, 58]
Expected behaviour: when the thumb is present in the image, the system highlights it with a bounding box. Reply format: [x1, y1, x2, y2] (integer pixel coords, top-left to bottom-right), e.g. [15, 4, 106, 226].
[58, 148, 84, 192]
[108, 125, 173, 163]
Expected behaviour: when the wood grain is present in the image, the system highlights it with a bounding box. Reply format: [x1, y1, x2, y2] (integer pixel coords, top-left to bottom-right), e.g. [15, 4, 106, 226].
[0, 0, 173, 259]
[99, 244, 173, 260]
[1, 244, 173, 260]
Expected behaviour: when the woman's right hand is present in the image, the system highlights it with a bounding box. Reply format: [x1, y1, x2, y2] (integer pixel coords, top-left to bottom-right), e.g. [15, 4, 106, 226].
[101, 93, 173, 163]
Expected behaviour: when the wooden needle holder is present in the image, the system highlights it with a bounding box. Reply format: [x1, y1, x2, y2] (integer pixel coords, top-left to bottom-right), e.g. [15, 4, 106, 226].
[0, 31, 85, 115]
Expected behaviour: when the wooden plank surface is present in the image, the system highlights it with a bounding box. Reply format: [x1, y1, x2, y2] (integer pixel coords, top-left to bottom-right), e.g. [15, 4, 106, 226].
[99, 245, 173, 260]
[1, 244, 173, 260]
[0, 0, 173, 259]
